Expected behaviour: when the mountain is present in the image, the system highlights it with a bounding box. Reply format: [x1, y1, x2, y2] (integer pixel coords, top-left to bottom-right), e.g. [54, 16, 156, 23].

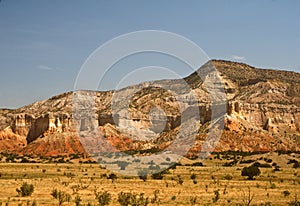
[0, 60, 299, 158]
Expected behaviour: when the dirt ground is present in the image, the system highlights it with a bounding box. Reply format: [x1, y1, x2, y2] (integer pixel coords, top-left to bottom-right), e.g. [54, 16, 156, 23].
[0, 152, 299, 205]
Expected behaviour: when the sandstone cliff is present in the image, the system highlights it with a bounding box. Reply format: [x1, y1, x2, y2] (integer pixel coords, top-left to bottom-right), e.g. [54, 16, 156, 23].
[0, 60, 299, 157]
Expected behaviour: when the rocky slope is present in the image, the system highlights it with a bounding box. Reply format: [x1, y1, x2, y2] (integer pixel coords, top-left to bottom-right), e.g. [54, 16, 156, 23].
[0, 60, 299, 157]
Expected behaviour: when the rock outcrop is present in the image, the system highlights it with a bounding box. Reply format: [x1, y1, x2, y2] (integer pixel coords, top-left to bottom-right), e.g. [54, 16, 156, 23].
[0, 60, 299, 157]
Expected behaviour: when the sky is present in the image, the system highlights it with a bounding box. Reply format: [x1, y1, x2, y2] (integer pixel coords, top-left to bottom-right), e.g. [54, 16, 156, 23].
[0, 0, 299, 108]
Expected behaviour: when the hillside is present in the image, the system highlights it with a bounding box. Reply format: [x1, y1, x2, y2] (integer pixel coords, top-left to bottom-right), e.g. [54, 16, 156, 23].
[0, 60, 299, 158]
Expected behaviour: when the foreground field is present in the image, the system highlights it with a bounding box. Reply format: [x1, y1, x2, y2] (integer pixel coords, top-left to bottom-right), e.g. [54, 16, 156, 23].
[0, 153, 299, 206]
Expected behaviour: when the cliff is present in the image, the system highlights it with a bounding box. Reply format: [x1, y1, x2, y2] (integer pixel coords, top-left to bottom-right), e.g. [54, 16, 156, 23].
[0, 60, 299, 157]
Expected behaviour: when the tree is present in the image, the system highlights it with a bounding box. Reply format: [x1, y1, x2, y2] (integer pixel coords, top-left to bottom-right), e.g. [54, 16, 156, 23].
[138, 169, 149, 182]
[241, 165, 261, 180]
[107, 173, 117, 183]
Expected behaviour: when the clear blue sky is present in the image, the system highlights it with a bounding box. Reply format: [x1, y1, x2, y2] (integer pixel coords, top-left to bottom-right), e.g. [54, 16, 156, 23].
[0, 0, 299, 108]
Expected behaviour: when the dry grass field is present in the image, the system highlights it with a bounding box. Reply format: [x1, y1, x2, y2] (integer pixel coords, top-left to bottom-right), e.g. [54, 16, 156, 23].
[0, 152, 299, 206]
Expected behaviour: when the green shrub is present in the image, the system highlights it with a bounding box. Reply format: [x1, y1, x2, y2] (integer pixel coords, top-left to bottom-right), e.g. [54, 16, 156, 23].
[107, 173, 117, 183]
[118, 192, 149, 206]
[283, 190, 291, 197]
[253, 162, 272, 168]
[223, 160, 238, 167]
[191, 162, 203, 166]
[151, 171, 165, 180]
[288, 195, 300, 206]
[74, 195, 82, 206]
[241, 165, 261, 180]
[51, 189, 71, 206]
[95, 191, 111, 206]
[137, 169, 148, 182]
[16, 182, 34, 197]
[270, 183, 276, 189]
[212, 190, 220, 203]
[293, 161, 300, 169]
[224, 174, 233, 180]
[150, 190, 160, 204]
[190, 196, 197, 205]
[177, 175, 183, 185]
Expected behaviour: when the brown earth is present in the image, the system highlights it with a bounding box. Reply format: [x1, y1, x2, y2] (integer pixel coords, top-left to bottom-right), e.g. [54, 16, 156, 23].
[0, 60, 299, 157]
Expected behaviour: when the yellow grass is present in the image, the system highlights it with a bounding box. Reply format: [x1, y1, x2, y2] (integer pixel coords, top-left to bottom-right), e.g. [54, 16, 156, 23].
[0, 156, 299, 206]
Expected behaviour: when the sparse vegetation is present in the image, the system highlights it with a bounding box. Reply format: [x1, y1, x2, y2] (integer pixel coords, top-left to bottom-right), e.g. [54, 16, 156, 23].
[288, 195, 300, 206]
[283, 190, 291, 197]
[107, 173, 117, 183]
[241, 187, 254, 206]
[94, 190, 111, 206]
[0, 152, 298, 205]
[241, 164, 261, 180]
[16, 182, 34, 197]
[51, 189, 71, 206]
[74, 195, 82, 206]
[212, 190, 220, 203]
[138, 169, 148, 182]
[118, 192, 149, 206]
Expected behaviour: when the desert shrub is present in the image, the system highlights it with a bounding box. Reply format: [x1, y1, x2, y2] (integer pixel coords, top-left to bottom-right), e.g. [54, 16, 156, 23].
[191, 162, 203, 166]
[273, 165, 280, 172]
[241, 165, 261, 180]
[283, 190, 291, 197]
[115, 161, 129, 170]
[151, 171, 165, 180]
[190, 196, 197, 205]
[241, 187, 254, 206]
[150, 190, 160, 204]
[118, 192, 132, 206]
[253, 162, 272, 168]
[6, 154, 18, 162]
[95, 191, 111, 206]
[293, 161, 300, 169]
[265, 158, 273, 163]
[288, 195, 300, 206]
[287, 159, 298, 164]
[212, 190, 220, 203]
[51, 189, 71, 206]
[107, 173, 117, 183]
[31, 200, 37, 206]
[138, 169, 148, 182]
[16, 182, 34, 197]
[21, 157, 30, 163]
[190, 173, 196, 180]
[64, 172, 75, 178]
[171, 195, 176, 201]
[177, 175, 183, 185]
[224, 174, 233, 180]
[240, 159, 255, 164]
[223, 160, 238, 167]
[270, 183, 276, 189]
[100, 174, 108, 179]
[74, 195, 82, 206]
[118, 192, 149, 206]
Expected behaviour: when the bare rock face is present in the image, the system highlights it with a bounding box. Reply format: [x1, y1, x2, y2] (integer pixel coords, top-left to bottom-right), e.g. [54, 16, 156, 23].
[0, 60, 299, 157]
